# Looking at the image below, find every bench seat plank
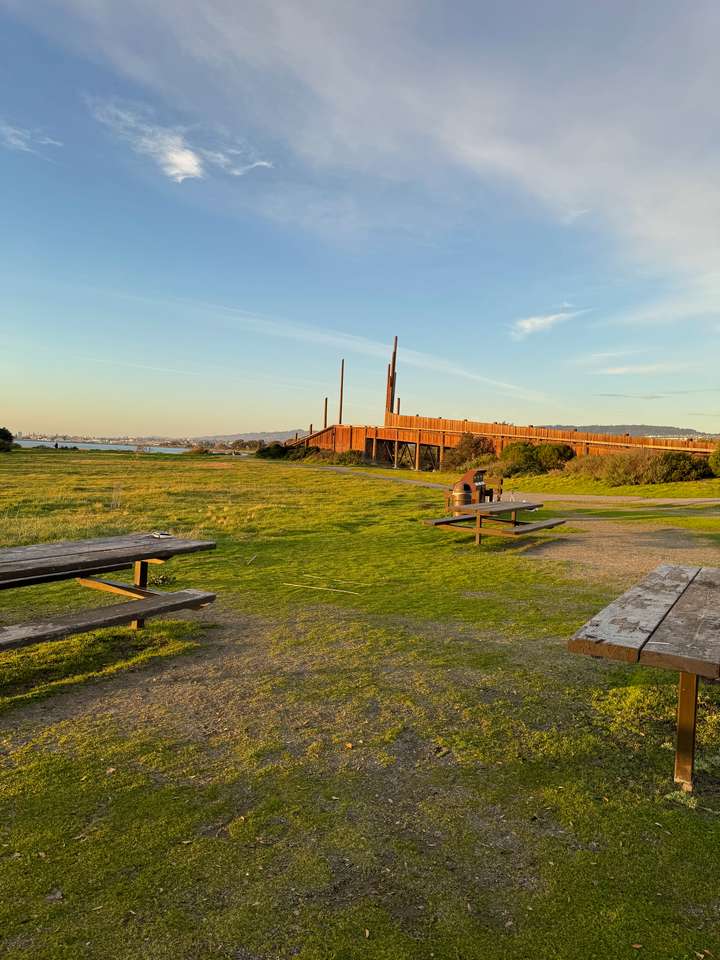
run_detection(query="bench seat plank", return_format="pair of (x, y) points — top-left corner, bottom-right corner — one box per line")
(568, 563), (701, 663)
(0, 589), (216, 651)
(640, 567), (720, 678)
(495, 519), (566, 536)
(423, 515), (475, 526)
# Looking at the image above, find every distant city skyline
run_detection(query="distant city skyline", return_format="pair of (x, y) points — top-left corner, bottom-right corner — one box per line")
(2, 2), (720, 435)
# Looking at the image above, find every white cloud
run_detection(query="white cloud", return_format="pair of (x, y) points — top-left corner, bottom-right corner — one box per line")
(511, 310), (580, 340)
(89, 100), (271, 183)
(593, 363), (694, 376)
(0, 121), (62, 155)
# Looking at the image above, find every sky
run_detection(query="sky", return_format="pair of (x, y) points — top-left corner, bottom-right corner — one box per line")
(2, 1), (720, 437)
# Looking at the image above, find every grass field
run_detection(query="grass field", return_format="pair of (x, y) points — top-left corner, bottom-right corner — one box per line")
(2, 450), (720, 959)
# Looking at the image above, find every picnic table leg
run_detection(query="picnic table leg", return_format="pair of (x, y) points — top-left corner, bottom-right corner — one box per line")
(131, 560), (149, 630)
(511, 509), (517, 527)
(674, 671), (698, 792)
(475, 514), (483, 547)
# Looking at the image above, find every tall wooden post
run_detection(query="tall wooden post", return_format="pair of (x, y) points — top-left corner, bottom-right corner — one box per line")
(415, 428), (421, 470)
(323, 397), (328, 429)
(338, 359), (345, 425)
(396, 397), (401, 415)
(389, 335), (398, 412)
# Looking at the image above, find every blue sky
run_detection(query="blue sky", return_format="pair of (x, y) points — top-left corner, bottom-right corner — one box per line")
(2, 1), (719, 437)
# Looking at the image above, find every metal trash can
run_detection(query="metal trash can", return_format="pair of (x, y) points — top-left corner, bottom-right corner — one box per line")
(451, 481), (473, 513)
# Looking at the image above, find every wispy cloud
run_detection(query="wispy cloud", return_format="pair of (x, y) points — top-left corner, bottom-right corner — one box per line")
(89, 100), (272, 183)
(85, 285), (545, 402)
(0, 121), (62, 156)
(592, 362), (694, 376)
(511, 309), (582, 341)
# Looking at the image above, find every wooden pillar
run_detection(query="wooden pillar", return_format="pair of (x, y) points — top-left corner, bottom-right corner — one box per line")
(394, 430), (399, 468)
(323, 397), (328, 429)
(674, 672), (699, 792)
(396, 397), (401, 415)
(131, 560), (148, 630)
(415, 429), (421, 470)
(372, 431), (377, 461)
(338, 358), (345, 424)
(439, 431), (445, 470)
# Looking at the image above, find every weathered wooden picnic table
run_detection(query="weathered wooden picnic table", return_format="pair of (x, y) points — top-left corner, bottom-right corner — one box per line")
(569, 563), (720, 792)
(0, 532), (216, 651)
(425, 500), (566, 546)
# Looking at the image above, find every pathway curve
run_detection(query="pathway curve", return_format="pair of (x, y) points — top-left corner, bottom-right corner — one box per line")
(309, 465), (720, 506)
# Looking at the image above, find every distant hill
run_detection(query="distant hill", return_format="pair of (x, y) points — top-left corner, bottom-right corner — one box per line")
(542, 424), (718, 438)
(194, 429), (305, 443)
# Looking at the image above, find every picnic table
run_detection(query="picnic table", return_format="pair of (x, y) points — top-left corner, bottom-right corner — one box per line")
(569, 563), (720, 792)
(425, 500), (565, 546)
(0, 532), (216, 651)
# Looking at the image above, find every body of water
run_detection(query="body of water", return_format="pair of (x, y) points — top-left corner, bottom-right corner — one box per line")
(16, 440), (190, 455)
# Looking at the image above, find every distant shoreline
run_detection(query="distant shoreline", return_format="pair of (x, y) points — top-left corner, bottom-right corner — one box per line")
(15, 439), (191, 455)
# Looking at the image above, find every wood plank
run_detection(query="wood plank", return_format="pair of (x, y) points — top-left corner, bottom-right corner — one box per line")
(0, 589), (216, 651)
(0, 533), (170, 563)
(450, 501), (540, 514)
(76, 577), (159, 600)
(502, 519), (566, 535)
(640, 567), (720, 678)
(568, 564), (701, 663)
(422, 515), (475, 526)
(0, 538), (216, 584)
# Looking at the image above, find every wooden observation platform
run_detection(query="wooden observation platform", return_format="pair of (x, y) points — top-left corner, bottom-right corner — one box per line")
(286, 338), (715, 470)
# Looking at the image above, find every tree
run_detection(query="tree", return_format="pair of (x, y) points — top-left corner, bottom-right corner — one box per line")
(0, 427), (14, 453)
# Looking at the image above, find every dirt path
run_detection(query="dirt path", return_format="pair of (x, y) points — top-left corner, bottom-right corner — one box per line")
(308, 465), (720, 506)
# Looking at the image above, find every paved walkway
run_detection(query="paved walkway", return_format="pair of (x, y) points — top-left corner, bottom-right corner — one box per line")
(311, 465), (720, 507)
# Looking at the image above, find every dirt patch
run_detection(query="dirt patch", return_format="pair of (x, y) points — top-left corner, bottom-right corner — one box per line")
(521, 519), (719, 577)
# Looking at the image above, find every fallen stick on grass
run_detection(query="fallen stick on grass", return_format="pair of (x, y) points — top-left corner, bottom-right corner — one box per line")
(302, 573), (364, 585)
(246, 555), (257, 565)
(282, 582), (361, 596)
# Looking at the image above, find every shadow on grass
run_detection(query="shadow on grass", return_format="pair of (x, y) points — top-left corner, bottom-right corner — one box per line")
(0, 620), (201, 712)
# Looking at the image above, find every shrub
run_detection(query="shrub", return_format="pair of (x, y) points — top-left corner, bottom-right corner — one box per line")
(498, 442), (543, 477)
(564, 449), (713, 486)
(648, 451), (712, 483)
(563, 454), (607, 480)
(0, 427), (14, 453)
(335, 450), (364, 466)
(443, 433), (495, 471)
(537, 443), (576, 471)
(256, 442), (290, 460)
(710, 442), (720, 477)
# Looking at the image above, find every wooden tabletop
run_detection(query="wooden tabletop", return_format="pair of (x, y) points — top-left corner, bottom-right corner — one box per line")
(0, 533), (216, 590)
(452, 500), (540, 515)
(569, 563), (720, 678)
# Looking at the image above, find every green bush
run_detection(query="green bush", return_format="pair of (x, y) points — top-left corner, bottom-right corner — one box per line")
(498, 442), (543, 476)
(563, 448), (712, 486)
(648, 451), (712, 483)
(0, 426), (14, 453)
(335, 450), (364, 466)
(256, 442), (290, 460)
(710, 442), (720, 477)
(443, 433), (496, 471)
(537, 443), (576, 471)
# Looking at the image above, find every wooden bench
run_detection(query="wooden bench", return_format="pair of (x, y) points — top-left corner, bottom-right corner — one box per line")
(0, 533), (217, 651)
(425, 500), (565, 546)
(568, 563), (720, 792)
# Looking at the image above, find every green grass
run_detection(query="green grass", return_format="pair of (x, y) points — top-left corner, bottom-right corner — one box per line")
(2, 449), (720, 959)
